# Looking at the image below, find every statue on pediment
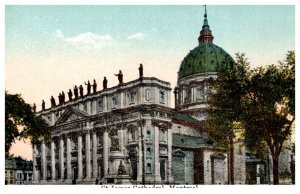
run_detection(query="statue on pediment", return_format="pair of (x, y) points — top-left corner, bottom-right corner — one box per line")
(84, 80), (91, 95)
(74, 85), (79, 99)
(68, 89), (73, 101)
(50, 96), (56, 107)
(79, 85), (84, 97)
(42, 100), (45, 111)
(92, 79), (97, 93)
(139, 63), (143, 79)
(62, 91), (65, 103)
(114, 70), (123, 85)
(103, 77), (107, 90)
(32, 103), (36, 113)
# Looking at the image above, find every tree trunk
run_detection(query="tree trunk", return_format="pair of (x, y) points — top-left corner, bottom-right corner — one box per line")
(272, 154), (279, 185)
(228, 135), (234, 184)
(229, 136), (234, 185)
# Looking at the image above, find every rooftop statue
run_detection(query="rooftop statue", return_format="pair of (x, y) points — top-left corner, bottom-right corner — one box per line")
(85, 80), (91, 95)
(103, 77), (108, 90)
(74, 85), (79, 99)
(42, 100), (45, 111)
(114, 70), (123, 85)
(68, 89), (73, 101)
(79, 85), (84, 97)
(92, 79), (97, 93)
(139, 63), (143, 79)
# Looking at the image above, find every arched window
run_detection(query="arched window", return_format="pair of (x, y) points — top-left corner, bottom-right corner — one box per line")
(98, 99), (103, 112)
(196, 83), (205, 100)
(146, 130), (151, 140)
(146, 163), (152, 174)
(185, 88), (192, 103)
(159, 90), (165, 103)
(112, 97), (117, 108)
(146, 147), (152, 158)
(145, 89), (151, 101)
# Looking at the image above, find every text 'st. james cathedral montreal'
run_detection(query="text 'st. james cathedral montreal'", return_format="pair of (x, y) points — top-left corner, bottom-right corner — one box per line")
(31, 8), (291, 185)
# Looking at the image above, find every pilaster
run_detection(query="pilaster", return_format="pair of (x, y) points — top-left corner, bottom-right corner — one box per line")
(59, 137), (64, 180)
(41, 142), (46, 180)
(77, 134), (83, 180)
(92, 132), (98, 178)
(51, 141), (56, 181)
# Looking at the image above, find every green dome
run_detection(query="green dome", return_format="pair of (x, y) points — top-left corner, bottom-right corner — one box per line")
(178, 43), (235, 81)
(178, 7), (235, 81)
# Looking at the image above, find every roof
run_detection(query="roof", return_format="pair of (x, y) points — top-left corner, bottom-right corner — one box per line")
(178, 8), (235, 81)
(173, 133), (207, 148)
(178, 43), (235, 81)
(173, 112), (203, 127)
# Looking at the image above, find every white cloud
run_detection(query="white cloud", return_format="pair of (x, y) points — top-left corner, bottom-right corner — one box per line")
(54, 30), (113, 50)
(54, 29), (64, 39)
(127, 32), (145, 40)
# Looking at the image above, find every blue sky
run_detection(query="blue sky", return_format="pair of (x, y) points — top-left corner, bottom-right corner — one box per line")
(5, 5), (295, 160)
(6, 5), (294, 59)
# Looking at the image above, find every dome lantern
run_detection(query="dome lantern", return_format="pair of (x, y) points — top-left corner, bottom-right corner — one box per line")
(198, 5), (214, 45)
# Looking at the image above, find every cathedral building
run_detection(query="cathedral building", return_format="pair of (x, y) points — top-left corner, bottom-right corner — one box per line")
(33, 9), (246, 185)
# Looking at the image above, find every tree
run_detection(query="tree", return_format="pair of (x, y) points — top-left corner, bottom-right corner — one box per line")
(5, 91), (50, 155)
(242, 51), (295, 185)
(205, 53), (250, 184)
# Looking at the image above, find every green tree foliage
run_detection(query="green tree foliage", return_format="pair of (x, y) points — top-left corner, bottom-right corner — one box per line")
(206, 51), (295, 185)
(205, 53), (250, 184)
(5, 91), (50, 154)
(243, 51), (295, 185)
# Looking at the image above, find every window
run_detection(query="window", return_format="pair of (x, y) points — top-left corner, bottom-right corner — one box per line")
(146, 130), (151, 140)
(159, 90), (165, 103)
(159, 128), (167, 142)
(128, 91), (135, 104)
(145, 89), (151, 101)
(146, 147), (152, 158)
(97, 99), (103, 112)
(197, 84), (205, 100)
(10, 180), (13, 184)
(146, 163), (152, 174)
(112, 97), (117, 108)
(185, 88), (192, 103)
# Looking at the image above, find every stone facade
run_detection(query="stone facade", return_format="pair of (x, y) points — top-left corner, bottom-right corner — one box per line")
(34, 78), (174, 184)
(31, 8), (258, 185)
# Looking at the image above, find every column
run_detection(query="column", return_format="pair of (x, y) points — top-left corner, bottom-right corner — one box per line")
(85, 132), (91, 179)
(66, 136), (72, 179)
(154, 126), (161, 182)
(92, 100), (97, 115)
(77, 135), (83, 180)
(103, 130), (109, 177)
(92, 132), (98, 178)
(87, 101), (91, 115)
(167, 128), (173, 183)
(51, 141), (56, 181)
(167, 89), (171, 107)
(59, 137), (64, 180)
(103, 96), (107, 112)
(51, 112), (55, 125)
(137, 125), (143, 182)
(32, 144), (37, 182)
(41, 142), (46, 180)
(138, 86), (143, 105)
(120, 92), (124, 108)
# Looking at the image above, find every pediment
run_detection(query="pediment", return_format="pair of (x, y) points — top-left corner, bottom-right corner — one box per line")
(55, 107), (88, 125)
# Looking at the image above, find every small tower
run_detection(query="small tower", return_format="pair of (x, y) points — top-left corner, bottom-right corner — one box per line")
(198, 5), (214, 44)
